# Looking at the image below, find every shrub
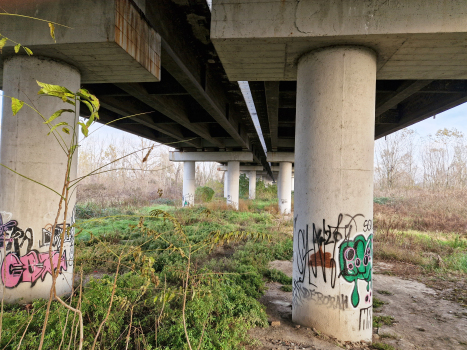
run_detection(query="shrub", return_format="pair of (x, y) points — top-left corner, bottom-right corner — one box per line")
(196, 186), (215, 202)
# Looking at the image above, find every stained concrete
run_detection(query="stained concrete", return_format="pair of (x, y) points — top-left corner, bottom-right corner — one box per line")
(0, 56), (79, 302)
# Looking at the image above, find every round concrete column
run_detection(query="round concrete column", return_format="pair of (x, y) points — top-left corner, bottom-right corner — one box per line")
(293, 46), (376, 342)
(249, 171), (256, 200)
(291, 175), (295, 192)
(226, 161), (239, 209)
(278, 162), (292, 214)
(182, 161), (196, 206)
(0, 56), (80, 303)
(223, 170), (229, 198)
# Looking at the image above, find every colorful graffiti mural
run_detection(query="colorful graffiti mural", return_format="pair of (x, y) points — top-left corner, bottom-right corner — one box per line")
(339, 234), (373, 308)
(1, 250), (67, 288)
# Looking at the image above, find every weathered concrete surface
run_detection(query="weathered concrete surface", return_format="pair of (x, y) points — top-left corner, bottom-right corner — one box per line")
(292, 46), (376, 342)
(0, 0), (161, 84)
(217, 165), (263, 171)
(267, 152), (294, 163)
(182, 161), (195, 206)
(0, 56), (79, 303)
(227, 161), (240, 209)
(249, 170), (257, 200)
(211, 0), (467, 81)
(278, 162), (292, 214)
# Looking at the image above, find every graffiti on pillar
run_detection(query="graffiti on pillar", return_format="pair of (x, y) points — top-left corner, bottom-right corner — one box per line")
(359, 306), (372, 331)
(293, 279), (349, 310)
(182, 193), (194, 206)
(1, 250), (67, 288)
(39, 209), (75, 267)
(294, 213), (373, 308)
(0, 211), (74, 288)
(339, 234), (373, 308)
(226, 195), (238, 208)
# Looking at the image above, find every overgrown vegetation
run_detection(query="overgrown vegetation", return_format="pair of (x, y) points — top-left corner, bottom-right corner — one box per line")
(1, 201), (293, 349)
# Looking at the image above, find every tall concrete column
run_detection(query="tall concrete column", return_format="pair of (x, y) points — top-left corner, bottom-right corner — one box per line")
(249, 171), (256, 200)
(182, 161), (195, 206)
(0, 56), (80, 303)
(291, 175), (295, 192)
(278, 162), (292, 214)
(293, 46), (376, 342)
(223, 170), (229, 198)
(226, 161), (240, 209)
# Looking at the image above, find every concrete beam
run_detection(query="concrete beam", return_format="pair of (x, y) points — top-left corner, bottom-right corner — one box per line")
(265, 82), (279, 151)
(270, 166), (294, 172)
(267, 152), (294, 163)
(217, 165), (263, 171)
(169, 151), (253, 162)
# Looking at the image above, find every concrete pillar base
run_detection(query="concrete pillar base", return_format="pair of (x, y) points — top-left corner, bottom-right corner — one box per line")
(226, 161), (240, 209)
(183, 161), (196, 206)
(0, 56), (80, 303)
(293, 46), (376, 342)
(249, 171), (257, 200)
(278, 162), (292, 214)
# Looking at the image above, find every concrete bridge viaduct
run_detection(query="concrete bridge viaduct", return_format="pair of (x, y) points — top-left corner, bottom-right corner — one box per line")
(1, 0), (467, 343)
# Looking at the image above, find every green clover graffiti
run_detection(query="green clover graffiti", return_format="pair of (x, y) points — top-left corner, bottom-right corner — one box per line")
(339, 234), (373, 308)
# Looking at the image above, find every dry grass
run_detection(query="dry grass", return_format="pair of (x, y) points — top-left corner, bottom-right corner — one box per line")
(374, 188), (467, 236)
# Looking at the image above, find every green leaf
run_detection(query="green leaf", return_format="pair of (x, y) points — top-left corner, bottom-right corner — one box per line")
(62, 127), (70, 134)
(23, 46), (33, 56)
(44, 109), (74, 124)
(11, 98), (24, 116)
(81, 100), (93, 114)
(80, 124), (89, 137)
(48, 22), (56, 42)
(48, 121), (68, 135)
(14, 43), (20, 53)
(36, 81), (74, 100)
(0, 37), (7, 52)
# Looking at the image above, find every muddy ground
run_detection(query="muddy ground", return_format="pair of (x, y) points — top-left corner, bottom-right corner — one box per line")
(246, 261), (467, 350)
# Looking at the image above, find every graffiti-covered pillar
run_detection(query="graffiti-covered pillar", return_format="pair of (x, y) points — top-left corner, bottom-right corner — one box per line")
(248, 170), (256, 200)
(278, 162), (292, 214)
(293, 46), (376, 342)
(182, 161), (196, 206)
(223, 170), (228, 198)
(226, 161), (239, 209)
(0, 56), (80, 303)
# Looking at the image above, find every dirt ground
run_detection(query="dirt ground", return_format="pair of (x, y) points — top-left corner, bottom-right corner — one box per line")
(247, 260), (467, 350)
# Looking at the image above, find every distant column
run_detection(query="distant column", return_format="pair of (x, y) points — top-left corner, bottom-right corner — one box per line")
(0, 56), (80, 303)
(293, 46), (376, 342)
(278, 162), (292, 214)
(249, 171), (257, 200)
(182, 161), (195, 206)
(291, 175), (295, 192)
(227, 161), (240, 209)
(223, 170), (229, 198)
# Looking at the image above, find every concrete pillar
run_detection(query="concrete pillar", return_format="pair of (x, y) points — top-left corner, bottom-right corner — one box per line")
(293, 46), (376, 342)
(223, 170), (228, 198)
(292, 175), (295, 192)
(182, 161), (195, 206)
(249, 171), (256, 200)
(226, 161), (239, 209)
(278, 162), (292, 214)
(0, 56), (80, 303)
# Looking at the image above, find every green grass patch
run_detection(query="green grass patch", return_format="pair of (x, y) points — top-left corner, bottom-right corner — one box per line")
(372, 343), (397, 350)
(373, 297), (387, 309)
(374, 315), (396, 327)
(377, 290), (393, 296)
(280, 285), (292, 292)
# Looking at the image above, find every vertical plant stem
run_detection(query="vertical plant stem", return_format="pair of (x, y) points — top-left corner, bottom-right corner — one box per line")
(15, 314), (34, 350)
(125, 306), (135, 350)
(182, 249), (193, 350)
(91, 255), (122, 350)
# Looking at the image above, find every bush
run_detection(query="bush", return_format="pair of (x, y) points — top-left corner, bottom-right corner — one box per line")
(196, 186), (215, 203)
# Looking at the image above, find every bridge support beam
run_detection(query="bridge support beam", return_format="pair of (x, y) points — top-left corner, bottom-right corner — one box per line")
(226, 161), (240, 209)
(182, 161), (196, 206)
(293, 46), (376, 342)
(248, 171), (256, 200)
(0, 56), (80, 303)
(278, 162), (292, 214)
